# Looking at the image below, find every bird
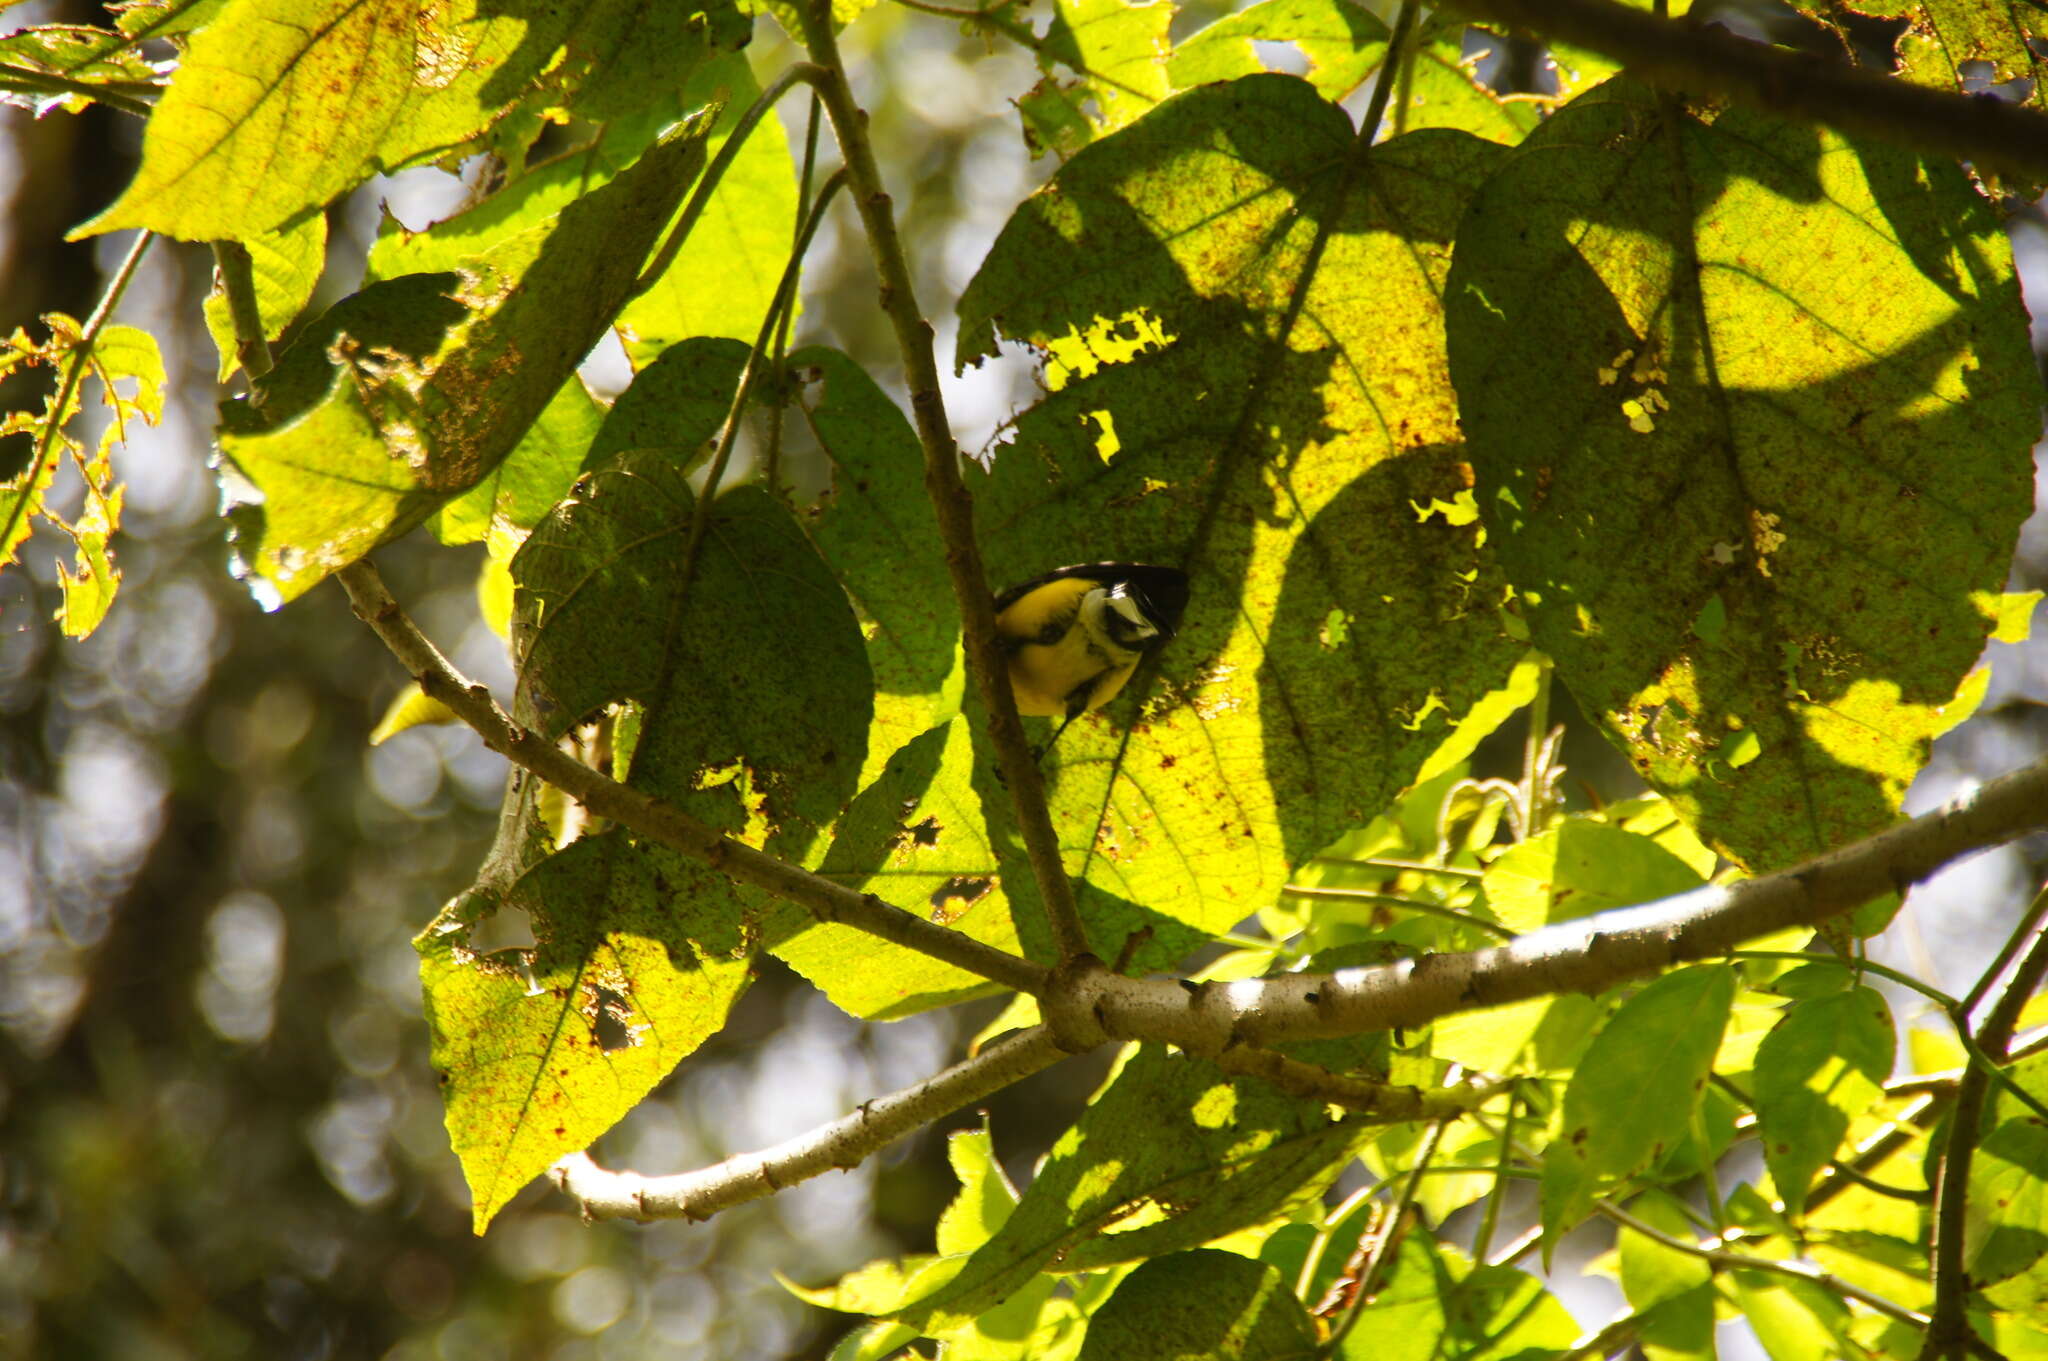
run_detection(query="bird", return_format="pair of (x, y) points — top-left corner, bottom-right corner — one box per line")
(992, 562), (1190, 754)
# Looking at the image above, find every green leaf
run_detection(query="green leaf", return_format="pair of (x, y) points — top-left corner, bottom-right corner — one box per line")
(1386, 30), (1540, 145)
(898, 1045), (1360, 1332)
(203, 214), (328, 380)
(7, 320), (165, 638)
(78, 0), (419, 241)
(114, 0), (230, 39)
(428, 375), (604, 546)
(936, 1124), (1020, 1256)
(1165, 0), (1388, 100)
(218, 119), (710, 605)
(369, 683), (459, 744)
(773, 718), (1022, 1018)
(418, 834), (759, 1232)
(1729, 1267), (1852, 1361)
(379, 0), (748, 174)
(1848, 0), (2048, 117)
(1433, 819), (1703, 1073)
(959, 75), (1521, 943)
(1969, 1117), (2048, 1285)
(583, 334), (747, 474)
(616, 54), (802, 367)
(1618, 1189), (1712, 1311)
(1335, 1236), (1578, 1360)
(1445, 81), (2039, 870)
(1752, 986), (1893, 1215)
(1077, 1250), (1313, 1361)
(78, 0), (749, 241)
(1038, 0), (1171, 145)
(1541, 965), (1735, 1251)
(1483, 818), (1707, 933)
(794, 344), (960, 788)
(514, 469), (872, 862)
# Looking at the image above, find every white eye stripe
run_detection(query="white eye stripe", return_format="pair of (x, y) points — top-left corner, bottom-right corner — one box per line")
(1108, 594), (1150, 628)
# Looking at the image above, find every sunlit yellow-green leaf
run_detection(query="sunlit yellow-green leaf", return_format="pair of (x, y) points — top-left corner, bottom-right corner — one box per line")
(960, 75), (1520, 947)
(774, 719), (1019, 1018)
(78, 0), (417, 241)
(1753, 987), (1893, 1215)
(615, 55), (800, 366)
(897, 1045), (1359, 1332)
(1445, 81), (2038, 869)
(218, 119), (709, 605)
(419, 834), (759, 1232)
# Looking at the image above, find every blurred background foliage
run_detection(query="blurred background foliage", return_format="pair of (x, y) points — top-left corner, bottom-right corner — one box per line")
(1, 0), (2045, 1357)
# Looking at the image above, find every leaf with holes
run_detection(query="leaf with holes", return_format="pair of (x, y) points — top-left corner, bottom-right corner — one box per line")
(217, 119), (709, 605)
(514, 466), (871, 865)
(419, 834), (759, 1233)
(959, 74), (1522, 950)
(1445, 80), (2038, 869)
(774, 719), (1020, 1018)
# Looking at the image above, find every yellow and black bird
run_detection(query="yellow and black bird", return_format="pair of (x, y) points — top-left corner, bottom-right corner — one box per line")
(993, 563), (1189, 751)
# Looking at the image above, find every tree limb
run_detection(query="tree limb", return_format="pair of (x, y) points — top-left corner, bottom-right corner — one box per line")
(1448, 0), (2048, 181)
(1055, 753), (2048, 1052)
(333, 560), (1051, 999)
(796, 0), (1095, 970)
(550, 1025), (1067, 1221)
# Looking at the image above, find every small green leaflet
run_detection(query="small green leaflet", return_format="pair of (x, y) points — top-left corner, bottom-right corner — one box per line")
(1540, 964), (1735, 1253)
(1752, 986), (1893, 1216)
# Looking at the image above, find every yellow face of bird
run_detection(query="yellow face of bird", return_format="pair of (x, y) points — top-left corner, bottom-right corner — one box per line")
(995, 575), (1163, 720)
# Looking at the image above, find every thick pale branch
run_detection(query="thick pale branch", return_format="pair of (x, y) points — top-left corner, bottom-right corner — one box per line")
(1450, 0), (2048, 180)
(333, 561), (1050, 998)
(797, 1), (1092, 968)
(550, 1025), (1067, 1222)
(1208, 1045), (1504, 1118)
(1052, 753), (2048, 1052)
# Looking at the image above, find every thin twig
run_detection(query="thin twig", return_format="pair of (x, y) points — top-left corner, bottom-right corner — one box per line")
(1595, 1198), (1928, 1329)
(1311, 855), (1486, 880)
(1279, 883), (1515, 940)
(1921, 882), (2048, 1361)
(1470, 1086), (1517, 1264)
(210, 241), (274, 380)
(797, 0), (1093, 969)
(1446, 0), (2048, 180)
(1320, 1062), (1454, 1357)
(332, 560), (1050, 998)
(0, 63), (157, 118)
(1517, 656), (1552, 839)
(761, 92), (825, 499)
(679, 168), (848, 575)
(633, 63), (829, 299)
(552, 1025), (1067, 1221)
(1961, 877), (2048, 1017)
